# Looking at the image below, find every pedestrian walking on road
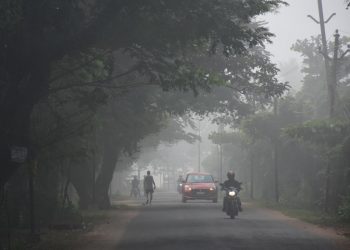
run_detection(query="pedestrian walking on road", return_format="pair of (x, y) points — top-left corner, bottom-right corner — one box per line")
(143, 171), (156, 205)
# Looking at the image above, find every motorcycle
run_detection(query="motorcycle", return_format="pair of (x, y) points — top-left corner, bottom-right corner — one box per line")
(220, 184), (240, 219)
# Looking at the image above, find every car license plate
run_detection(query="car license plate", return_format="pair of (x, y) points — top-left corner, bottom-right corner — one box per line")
(196, 191), (205, 195)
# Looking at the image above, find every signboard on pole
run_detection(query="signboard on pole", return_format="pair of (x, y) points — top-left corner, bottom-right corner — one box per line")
(11, 146), (28, 163)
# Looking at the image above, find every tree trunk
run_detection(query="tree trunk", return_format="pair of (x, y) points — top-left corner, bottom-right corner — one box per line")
(74, 183), (92, 210)
(0, 108), (33, 186)
(70, 161), (93, 210)
(273, 142), (279, 203)
(324, 160), (331, 213)
(0, 56), (50, 186)
(95, 138), (120, 209)
(250, 150), (254, 200)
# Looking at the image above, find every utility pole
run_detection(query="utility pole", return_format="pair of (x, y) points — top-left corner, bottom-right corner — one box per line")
(309, 4), (350, 118)
(28, 159), (40, 243)
(218, 124), (224, 183)
(91, 127), (97, 205)
(220, 144), (223, 182)
(308, 0), (336, 117)
(159, 171), (162, 188)
(273, 98), (279, 203)
(325, 30), (349, 212)
(137, 165), (141, 180)
(217, 144), (220, 182)
(250, 149), (254, 200)
(308, 2), (350, 211)
(331, 29), (350, 104)
(250, 94), (257, 200)
(331, 29), (340, 117)
(308, 2), (335, 211)
(29, 162), (35, 236)
(198, 120), (201, 172)
(4, 185), (12, 250)
(167, 164), (170, 190)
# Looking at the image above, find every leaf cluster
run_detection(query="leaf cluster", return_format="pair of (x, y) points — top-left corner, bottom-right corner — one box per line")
(284, 120), (350, 147)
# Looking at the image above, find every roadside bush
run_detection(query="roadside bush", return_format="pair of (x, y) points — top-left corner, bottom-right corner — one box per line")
(51, 202), (83, 228)
(338, 195), (350, 222)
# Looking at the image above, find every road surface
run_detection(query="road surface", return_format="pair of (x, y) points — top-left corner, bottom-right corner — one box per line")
(113, 192), (348, 250)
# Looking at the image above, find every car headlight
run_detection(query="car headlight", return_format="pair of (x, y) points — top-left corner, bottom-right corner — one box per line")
(184, 185), (191, 191)
(228, 191), (236, 196)
(209, 187), (215, 191)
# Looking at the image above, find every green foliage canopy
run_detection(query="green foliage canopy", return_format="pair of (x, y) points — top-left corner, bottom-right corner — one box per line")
(284, 120), (350, 147)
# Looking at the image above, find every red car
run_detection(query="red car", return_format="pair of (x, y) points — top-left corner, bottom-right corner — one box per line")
(182, 172), (218, 203)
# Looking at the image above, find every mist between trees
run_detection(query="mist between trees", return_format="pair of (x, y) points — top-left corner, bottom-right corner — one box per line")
(0, 0), (349, 247)
(207, 34), (350, 217)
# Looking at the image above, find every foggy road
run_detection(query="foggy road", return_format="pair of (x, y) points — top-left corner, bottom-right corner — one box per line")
(114, 192), (349, 250)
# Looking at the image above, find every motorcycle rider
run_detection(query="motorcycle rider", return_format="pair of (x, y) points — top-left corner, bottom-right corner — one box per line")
(176, 175), (183, 193)
(130, 176), (140, 197)
(222, 171), (242, 212)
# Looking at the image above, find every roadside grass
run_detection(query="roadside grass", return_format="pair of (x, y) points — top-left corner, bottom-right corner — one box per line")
(262, 202), (337, 225)
(253, 200), (350, 237)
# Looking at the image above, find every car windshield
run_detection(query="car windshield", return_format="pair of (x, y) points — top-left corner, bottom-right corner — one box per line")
(186, 174), (213, 183)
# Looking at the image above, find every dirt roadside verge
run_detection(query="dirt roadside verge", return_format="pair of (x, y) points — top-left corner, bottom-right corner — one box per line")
(28, 207), (139, 250)
(247, 202), (350, 250)
(71, 209), (139, 250)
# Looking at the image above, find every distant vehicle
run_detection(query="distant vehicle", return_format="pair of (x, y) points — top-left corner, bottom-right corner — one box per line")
(181, 172), (218, 203)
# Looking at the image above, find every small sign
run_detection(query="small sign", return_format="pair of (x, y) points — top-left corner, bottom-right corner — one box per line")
(11, 146), (28, 163)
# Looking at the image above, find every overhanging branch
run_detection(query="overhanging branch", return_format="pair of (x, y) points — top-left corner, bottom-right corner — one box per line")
(49, 65), (140, 94)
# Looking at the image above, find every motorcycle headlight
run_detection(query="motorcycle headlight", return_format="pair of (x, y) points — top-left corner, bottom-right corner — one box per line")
(228, 191), (236, 196)
(179, 183), (183, 186)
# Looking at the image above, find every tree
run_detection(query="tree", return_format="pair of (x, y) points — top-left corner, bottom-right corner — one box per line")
(285, 120), (350, 212)
(0, 0), (287, 186)
(26, 41), (288, 210)
(292, 35), (350, 119)
(238, 96), (306, 201)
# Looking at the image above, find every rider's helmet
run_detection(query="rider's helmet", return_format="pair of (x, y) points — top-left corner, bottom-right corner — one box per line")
(227, 170), (235, 180)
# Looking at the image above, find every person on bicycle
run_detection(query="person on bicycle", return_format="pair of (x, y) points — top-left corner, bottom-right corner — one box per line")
(130, 176), (140, 197)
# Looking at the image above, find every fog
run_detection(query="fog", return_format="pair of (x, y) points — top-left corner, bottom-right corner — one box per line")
(1, 1), (349, 249)
(264, 0), (350, 89)
(118, 0), (350, 199)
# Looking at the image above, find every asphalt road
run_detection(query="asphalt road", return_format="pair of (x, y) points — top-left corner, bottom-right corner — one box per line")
(115, 192), (349, 250)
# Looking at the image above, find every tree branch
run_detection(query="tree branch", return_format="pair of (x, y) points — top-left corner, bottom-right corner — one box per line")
(48, 50), (112, 84)
(49, 65), (140, 94)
